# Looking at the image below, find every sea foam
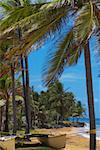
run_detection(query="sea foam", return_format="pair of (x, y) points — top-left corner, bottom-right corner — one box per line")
(78, 123), (100, 140)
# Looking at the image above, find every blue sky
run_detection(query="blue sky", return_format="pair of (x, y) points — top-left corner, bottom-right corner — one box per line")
(28, 20), (100, 118)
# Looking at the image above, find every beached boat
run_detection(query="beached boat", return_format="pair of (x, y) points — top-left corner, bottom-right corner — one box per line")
(0, 136), (15, 150)
(38, 134), (66, 149)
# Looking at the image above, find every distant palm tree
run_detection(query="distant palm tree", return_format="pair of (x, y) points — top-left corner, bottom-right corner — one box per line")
(48, 80), (77, 121)
(73, 101), (85, 122)
(0, 75), (10, 132)
(0, 42), (17, 133)
(0, 72), (22, 132)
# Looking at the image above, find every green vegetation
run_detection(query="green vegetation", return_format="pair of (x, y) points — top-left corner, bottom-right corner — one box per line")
(0, 80), (85, 131)
(31, 81), (85, 128)
(0, 0), (99, 150)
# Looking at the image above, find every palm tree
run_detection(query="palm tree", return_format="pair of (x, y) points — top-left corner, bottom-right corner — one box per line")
(0, 0), (69, 58)
(0, 0), (32, 134)
(17, 26), (30, 133)
(41, 1), (99, 150)
(73, 101), (85, 122)
(48, 80), (65, 121)
(0, 0), (99, 149)
(0, 75), (10, 132)
(0, 70), (22, 132)
(47, 81), (77, 122)
(10, 62), (17, 133)
(0, 32), (18, 133)
(0, 42), (16, 133)
(0, 41), (18, 133)
(25, 55), (31, 130)
(0, 0), (69, 133)
(20, 54), (30, 133)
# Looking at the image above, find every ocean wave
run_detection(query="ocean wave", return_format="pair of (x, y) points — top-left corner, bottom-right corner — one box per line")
(78, 123), (100, 140)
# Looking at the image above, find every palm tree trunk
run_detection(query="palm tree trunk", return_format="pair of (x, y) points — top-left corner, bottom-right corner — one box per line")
(0, 107), (2, 131)
(25, 55), (30, 130)
(84, 41), (96, 150)
(20, 55), (30, 134)
(60, 95), (64, 121)
(4, 97), (9, 132)
(11, 63), (17, 134)
(1, 106), (6, 131)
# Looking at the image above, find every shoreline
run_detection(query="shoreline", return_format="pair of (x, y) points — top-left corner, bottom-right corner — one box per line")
(78, 131), (100, 141)
(33, 127), (100, 150)
(75, 127), (100, 141)
(77, 123), (100, 141)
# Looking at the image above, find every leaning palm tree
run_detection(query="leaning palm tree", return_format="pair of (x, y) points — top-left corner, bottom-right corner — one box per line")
(0, 0), (99, 149)
(0, 0), (69, 56)
(0, 0), (69, 134)
(42, 1), (99, 150)
(0, 0), (33, 134)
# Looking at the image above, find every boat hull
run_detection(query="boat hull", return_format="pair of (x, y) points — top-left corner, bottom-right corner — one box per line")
(0, 138), (15, 150)
(38, 134), (66, 149)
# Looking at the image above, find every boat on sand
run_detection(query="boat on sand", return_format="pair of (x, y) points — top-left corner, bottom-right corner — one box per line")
(38, 134), (66, 149)
(0, 136), (15, 150)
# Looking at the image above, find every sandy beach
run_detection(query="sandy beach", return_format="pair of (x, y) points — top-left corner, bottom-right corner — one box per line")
(65, 134), (100, 150)
(31, 127), (100, 150)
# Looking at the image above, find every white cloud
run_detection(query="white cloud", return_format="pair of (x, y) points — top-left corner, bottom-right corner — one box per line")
(60, 73), (85, 82)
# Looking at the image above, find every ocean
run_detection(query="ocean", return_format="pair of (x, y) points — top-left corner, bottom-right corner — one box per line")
(73, 118), (100, 140)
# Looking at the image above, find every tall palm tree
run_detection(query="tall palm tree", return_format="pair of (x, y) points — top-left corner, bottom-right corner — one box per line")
(0, 41), (18, 133)
(41, 1), (99, 150)
(0, 70), (22, 132)
(0, 0), (99, 149)
(0, 75), (10, 132)
(0, 39), (25, 133)
(24, 55), (31, 130)
(0, 31), (18, 133)
(20, 54), (30, 133)
(17, 26), (30, 133)
(0, 0), (69, 133)
(10, 62), (17, 133)
(0, 0), (32, 134)
(0, 41), (17, 133)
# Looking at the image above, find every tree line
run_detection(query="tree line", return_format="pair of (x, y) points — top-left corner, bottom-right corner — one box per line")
(0, 79), (85, 131)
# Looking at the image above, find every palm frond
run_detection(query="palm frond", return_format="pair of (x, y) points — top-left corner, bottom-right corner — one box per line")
(0, 1), (14, 13)
(74, 1), (95, 44)
(0, 1), (44, 33)
(42, 29), (82, 86)
(0, 0), (69, 35)
(4, 4), (69, 60)
(93, 2), (100, 26)
(0, 5), (40, 32)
